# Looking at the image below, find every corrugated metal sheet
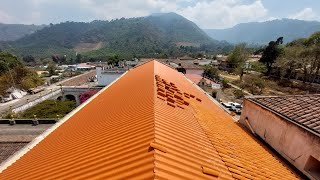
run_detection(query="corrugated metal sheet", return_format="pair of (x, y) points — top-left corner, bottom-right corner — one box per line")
(0, 60), (300, 179)
(0, 61), (156, 179)
(153, 61), (300, 180)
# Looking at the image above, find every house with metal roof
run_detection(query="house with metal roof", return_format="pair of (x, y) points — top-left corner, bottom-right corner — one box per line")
(0, 60), (300, 179)
(239, 95), (320, 180)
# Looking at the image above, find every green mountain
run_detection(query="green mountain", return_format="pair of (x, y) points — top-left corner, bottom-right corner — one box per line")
(0, 13), (231, 59)
(204, 19), (320, 45)
(0, 23), (46, 41)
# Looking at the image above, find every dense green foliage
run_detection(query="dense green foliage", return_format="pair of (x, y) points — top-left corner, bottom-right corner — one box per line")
(0, 23), (46, 41)
(275, 32), (320, 83)
(0, 52), (22, 75)
(227, 44), (249, 80)
(0, 52), (43, 96)
(204, 19), (320, 44)
(260, 37), (283, 75)
(0, 13), (232, 60)
(20, 100), (76, 118)
(202, 66), (219, 80)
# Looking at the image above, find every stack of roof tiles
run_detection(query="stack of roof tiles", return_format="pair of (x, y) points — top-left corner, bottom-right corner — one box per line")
(249, 95), (320, 135)
(0, 60), (300, 179)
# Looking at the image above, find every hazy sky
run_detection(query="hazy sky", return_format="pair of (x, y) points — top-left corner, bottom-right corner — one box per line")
(0, 0), (319, 29)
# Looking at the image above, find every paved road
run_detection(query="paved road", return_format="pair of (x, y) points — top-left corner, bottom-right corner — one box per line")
(0, 71), (95, 117)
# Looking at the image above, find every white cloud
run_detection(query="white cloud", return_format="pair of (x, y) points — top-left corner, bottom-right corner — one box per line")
(289, 8), (317, 21)
(0, 0), (269, 28)
(177, 0), (268, 29)
(77, 0), (180, 20)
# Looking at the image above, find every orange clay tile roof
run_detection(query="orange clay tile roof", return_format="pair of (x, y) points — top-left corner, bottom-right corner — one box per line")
(0, 60), (300, 179)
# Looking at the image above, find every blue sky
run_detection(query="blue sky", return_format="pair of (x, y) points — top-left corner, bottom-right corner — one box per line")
(0, 0), (319, 29)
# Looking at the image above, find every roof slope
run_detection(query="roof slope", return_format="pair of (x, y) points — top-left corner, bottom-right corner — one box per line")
(249, 95), (320, 136)
(0, 60), (299, 179)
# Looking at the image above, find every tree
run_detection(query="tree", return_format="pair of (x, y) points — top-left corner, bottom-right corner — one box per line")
(202, 66), (219, 80)
(76, 54), (82, 64)
(0, 52), (22, 75)
(227, 44), (248, 81)
(279, 32), (320, 83)
(52, 55), (67, 65)
(47, 62), (57, 76)
(275, 46), (302, 80)
(241, 75), (265, 95)
(22, 55), (36, 66)
(260, 37), (284, 75)
(299, 47), (320, 83)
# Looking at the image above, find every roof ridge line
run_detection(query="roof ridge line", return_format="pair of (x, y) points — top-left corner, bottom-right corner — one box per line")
(152, 60), (157, 179)
(0, 71), (130, 173)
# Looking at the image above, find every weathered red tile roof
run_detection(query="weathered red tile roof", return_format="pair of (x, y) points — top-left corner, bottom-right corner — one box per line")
(248, 94), (320, 136)
(185, 73), (217, 85)
(0, 60), (300, 179)
(0, 143), (28, 164)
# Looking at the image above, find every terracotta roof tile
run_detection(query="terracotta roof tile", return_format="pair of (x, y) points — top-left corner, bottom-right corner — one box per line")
(249, 94), (320, 135)
(0, 60), (300, 179)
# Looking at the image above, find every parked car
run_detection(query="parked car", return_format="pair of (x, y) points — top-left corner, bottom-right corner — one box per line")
(230, 102), (242, 114)
(27, 86), (45, 94)
(1, 94), (13, 103)
(221, 102), (232, 109)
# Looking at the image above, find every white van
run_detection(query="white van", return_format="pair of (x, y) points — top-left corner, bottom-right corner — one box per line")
(230, 102), (242, 114)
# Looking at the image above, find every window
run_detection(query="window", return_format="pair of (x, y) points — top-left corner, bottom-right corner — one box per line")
(304, 156), (320, 179)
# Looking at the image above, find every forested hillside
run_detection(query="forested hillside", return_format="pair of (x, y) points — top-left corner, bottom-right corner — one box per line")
(204, 19), (320, 44)
(0, 13), (231, 60)
(0, 23), (46, 41)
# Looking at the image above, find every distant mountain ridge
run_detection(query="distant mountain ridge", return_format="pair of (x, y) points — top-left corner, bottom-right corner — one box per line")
(0, 23), (46, 41)
(0, 13), (231, 58)
(204, 19), (320, 44)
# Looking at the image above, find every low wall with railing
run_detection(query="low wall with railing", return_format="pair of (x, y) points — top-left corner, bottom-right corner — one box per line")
(12, 89), (62, 113)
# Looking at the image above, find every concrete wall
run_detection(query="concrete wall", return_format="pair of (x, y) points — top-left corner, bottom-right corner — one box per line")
(96, 67), (124, 86)
(239, 100), (320, 180)
(12, 89), (62, 113)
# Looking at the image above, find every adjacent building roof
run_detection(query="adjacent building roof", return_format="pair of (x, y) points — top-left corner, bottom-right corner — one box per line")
(0, 60), (300, 179)
(0, 124), (53, 164)
(248, 95), (320, 136)
(0, 143), (28, 164)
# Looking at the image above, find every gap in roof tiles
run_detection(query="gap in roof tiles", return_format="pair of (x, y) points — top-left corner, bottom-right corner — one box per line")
(155, 75), (202, 109)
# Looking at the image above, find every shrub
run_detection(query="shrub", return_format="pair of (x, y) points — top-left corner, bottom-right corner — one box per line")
(241, 75), (265, 95)
(79, 90), (99, 104)
(21, 100), (76, 118)
(222, 79), (230, 89)
(234, 89), (245, 99)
